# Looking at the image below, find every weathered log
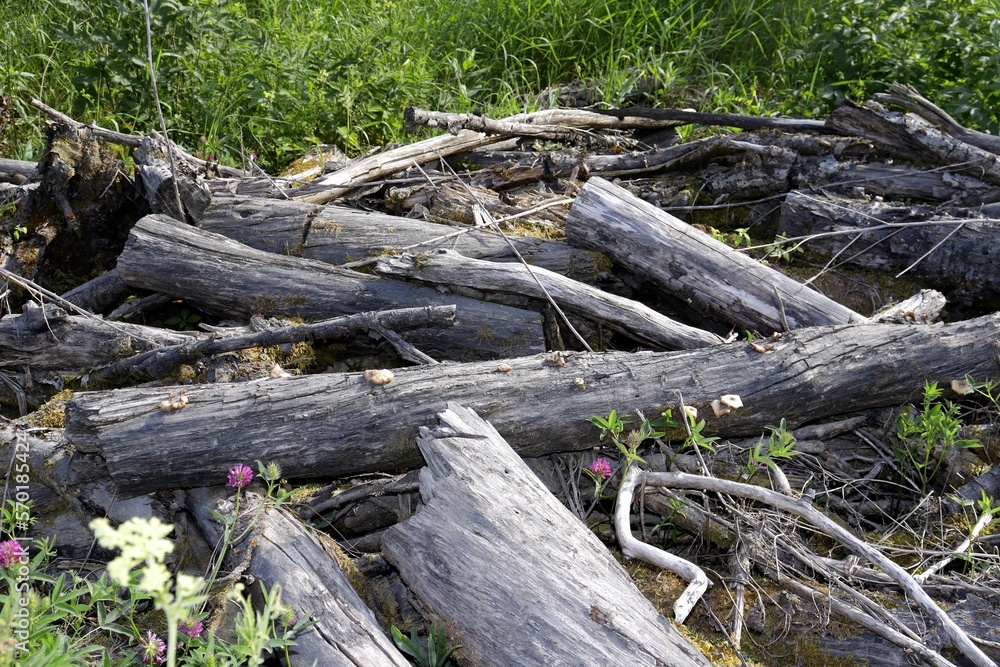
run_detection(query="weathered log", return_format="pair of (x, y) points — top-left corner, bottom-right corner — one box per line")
(63, 314), (1000, 495)
(100, 305), (457, 381)
(405, 106), (640, 150)
(196, 194), (606, 283)
(380, 403), (712, 667)
(289, 129), (503, 205)
(374, 249), (722, 350)
(116, 215), (545, 361)
(566, 177), (865, 333)
(591, 105), (833, 134)
(778, 190), (1000, 311)
(0, 301), (202, 372)
(290, 106), (686, 204)
(187, 489), (412, 667)
(60, 268), (132, 314)
(135, 132), (212, 224)
(874, 83), (1000, 156)
(826, 99), (1000, 186)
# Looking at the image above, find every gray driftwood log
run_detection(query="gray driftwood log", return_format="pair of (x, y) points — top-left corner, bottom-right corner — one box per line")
(826, 100), (1000, 186)
(375, 249), (722, 350)
(187, 489), (412, 667)
(63, 313), (1000, 495)
(380, 403), (712, 667)
(778, 190), (1000, 311)
(197, 194), (607, 282)
(565, 177), (865, 334)
(116, 214), (545, 361)
(0, 301), (203, 372)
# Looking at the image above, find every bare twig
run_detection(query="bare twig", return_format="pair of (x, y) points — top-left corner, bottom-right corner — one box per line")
(646, 471), (996, 667)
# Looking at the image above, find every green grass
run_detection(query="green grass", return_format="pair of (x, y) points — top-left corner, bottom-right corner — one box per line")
(1, 0), (999, 173)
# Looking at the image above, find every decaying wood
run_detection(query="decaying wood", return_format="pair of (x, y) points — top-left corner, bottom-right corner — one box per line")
(872, 289), (947, 323)
(63, 314), (1000, 495)
(591, 105), (833, 134)
(30, 97), (246, 178)
(100, 305), (456, 381)
(116, 214), (545, 361)
(135, 132), (212, 224)
(0, 301), (202, 372)
(778, 189), (1000, 311)
(405, 106), (640, 150)
(874, 83), (1000, 156)
(374, 249), (722, 350)
(187, 490), (412, 667)
(566, 177), (865, 333)
(291, 106), (687, 205)
(380, 403), (713, 667)
(197, 194), (607, 283)
(290, 130), (503, 205)
(60, 268), (132, 314)
(826, 100), (1000, 186)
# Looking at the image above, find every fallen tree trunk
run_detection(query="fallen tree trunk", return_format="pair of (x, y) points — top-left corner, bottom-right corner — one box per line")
(380, 403), (712, 667)
(187, 489), (412, 667)
(197, 194), (606, 282)
(63, 314), (1000, 495)
(565, 177), (866, 334)
(374, 249), (722, 350)
(0, 301), (203, 372)
(826, 100), (1000, 186)
(116, 214), (545, 361)
(777, 190), (1000, 311)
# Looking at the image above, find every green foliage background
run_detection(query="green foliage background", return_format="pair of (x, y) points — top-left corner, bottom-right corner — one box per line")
(2, 0), (998, 172)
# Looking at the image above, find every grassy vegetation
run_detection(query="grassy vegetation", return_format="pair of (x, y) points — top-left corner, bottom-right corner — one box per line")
(1, 0), (998, 172)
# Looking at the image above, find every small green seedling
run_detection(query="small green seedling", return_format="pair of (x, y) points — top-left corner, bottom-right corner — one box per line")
(391, 623), (461, 667)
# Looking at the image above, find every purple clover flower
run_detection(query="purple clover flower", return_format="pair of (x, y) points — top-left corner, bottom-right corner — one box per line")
(0, 540), (26, 567)
(180, 620), (204, 639)
(226, 464), (253, 488)
(138, 630), (166, 664)
(588, 457), (613, 480)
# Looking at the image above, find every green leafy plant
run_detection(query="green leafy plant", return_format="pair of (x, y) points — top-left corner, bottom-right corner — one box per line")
(682, 409), (718, 453)
(588, 410), (670, 489)
(0, 466), (311, 667)
(391, 622), (461, 667)
(747, 418), (799, 473)
(894, 381), (981, 494)
(163, 307), (202, 331)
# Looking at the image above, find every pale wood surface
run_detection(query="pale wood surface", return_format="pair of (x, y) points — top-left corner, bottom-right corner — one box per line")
(565, 177), (865, 334)
(380, 403), (713, 667)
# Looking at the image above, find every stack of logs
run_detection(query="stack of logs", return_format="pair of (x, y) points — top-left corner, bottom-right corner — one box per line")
(2, 84), (1000, 666)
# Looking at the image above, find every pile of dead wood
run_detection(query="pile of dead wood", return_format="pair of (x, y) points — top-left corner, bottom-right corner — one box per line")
(3, 84), (1000, 666)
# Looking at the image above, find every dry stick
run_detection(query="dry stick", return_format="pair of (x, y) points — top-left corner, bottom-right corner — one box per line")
(142, 0), (184, 223)
(646, 471), (996, 667)
(434, 153), (594, 352)
(774, 572), (958, 667)
(614, 467), (709, 623)
(914, 511), (995, 584)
